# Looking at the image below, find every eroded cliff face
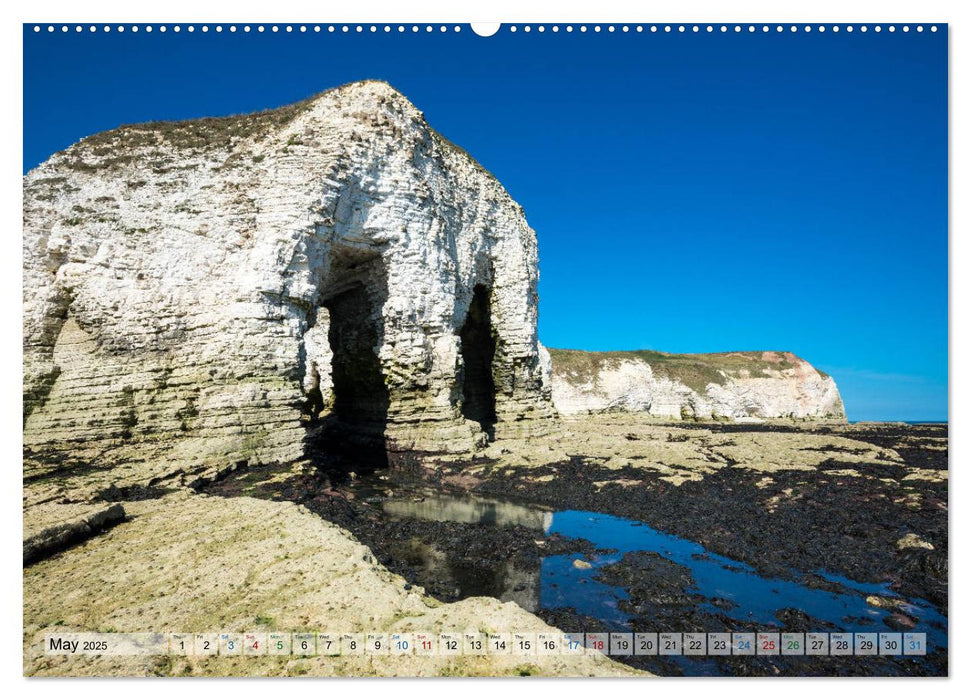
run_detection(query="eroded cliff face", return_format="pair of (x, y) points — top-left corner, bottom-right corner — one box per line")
(23, 80), (553, 477)
(548, 349), (845, 421)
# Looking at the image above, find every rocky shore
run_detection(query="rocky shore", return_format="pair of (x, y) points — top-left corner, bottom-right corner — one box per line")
(23, 416), (947, 676)
(194, 417), (946, 677)
(23, 489), (633, 677)
(22, 82), (943, 678)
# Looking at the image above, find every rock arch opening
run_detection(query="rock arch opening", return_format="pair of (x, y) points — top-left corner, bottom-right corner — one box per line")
(459, 284), (498, 438)
(304, 250), (391, 471)
(325, 284), (389, 432)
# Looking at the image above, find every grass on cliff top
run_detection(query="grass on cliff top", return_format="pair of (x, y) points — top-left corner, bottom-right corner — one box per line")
(427, 126), (501, 185)
(60, 80), (501, 187)
(548, 348), (803, 395)
(73, 96), (318, 159)
(57, 84), (367, 174)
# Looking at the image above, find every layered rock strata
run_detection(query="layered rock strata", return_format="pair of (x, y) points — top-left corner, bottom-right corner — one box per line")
(23, 80), (553, 475)
(548, 349), (845, 421)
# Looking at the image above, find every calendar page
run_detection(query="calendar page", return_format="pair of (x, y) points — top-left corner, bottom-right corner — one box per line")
(21, 14), (948, 681)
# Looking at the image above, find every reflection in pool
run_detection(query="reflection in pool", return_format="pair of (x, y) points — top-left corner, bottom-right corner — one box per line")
(376, 488), (947, 651)
(544, 511), (947, 651)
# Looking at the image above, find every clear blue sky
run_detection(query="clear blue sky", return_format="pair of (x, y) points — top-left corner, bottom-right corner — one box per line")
(23, 25), (947, 421)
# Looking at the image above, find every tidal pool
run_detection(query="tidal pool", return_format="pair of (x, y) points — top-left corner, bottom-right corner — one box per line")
(544, 510), (946, 650)
(375, 487), (947, 654)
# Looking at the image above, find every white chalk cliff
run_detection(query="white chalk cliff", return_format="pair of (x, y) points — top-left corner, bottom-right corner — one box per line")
(548, 349), (845, 421)
(23, 80), (554, 473)
(23, 80), (846, 481)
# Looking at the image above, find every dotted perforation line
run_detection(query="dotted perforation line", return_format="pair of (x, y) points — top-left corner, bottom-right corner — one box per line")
(506, 24), (937, 34)
(31, 24), (939, 35)
(31, 24), (466, 34)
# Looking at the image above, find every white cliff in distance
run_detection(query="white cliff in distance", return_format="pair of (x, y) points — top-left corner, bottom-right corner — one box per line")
(547, 348), (845, 421)
(23, 80), (846, 484)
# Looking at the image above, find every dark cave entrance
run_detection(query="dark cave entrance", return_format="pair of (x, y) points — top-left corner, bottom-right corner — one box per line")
(459, 284), (498, 437)
(321, 283), (390, 469)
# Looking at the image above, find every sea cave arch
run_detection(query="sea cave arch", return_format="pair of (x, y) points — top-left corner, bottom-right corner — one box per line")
(459, 284), (498, 438)
(304, 250), (390, 470)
